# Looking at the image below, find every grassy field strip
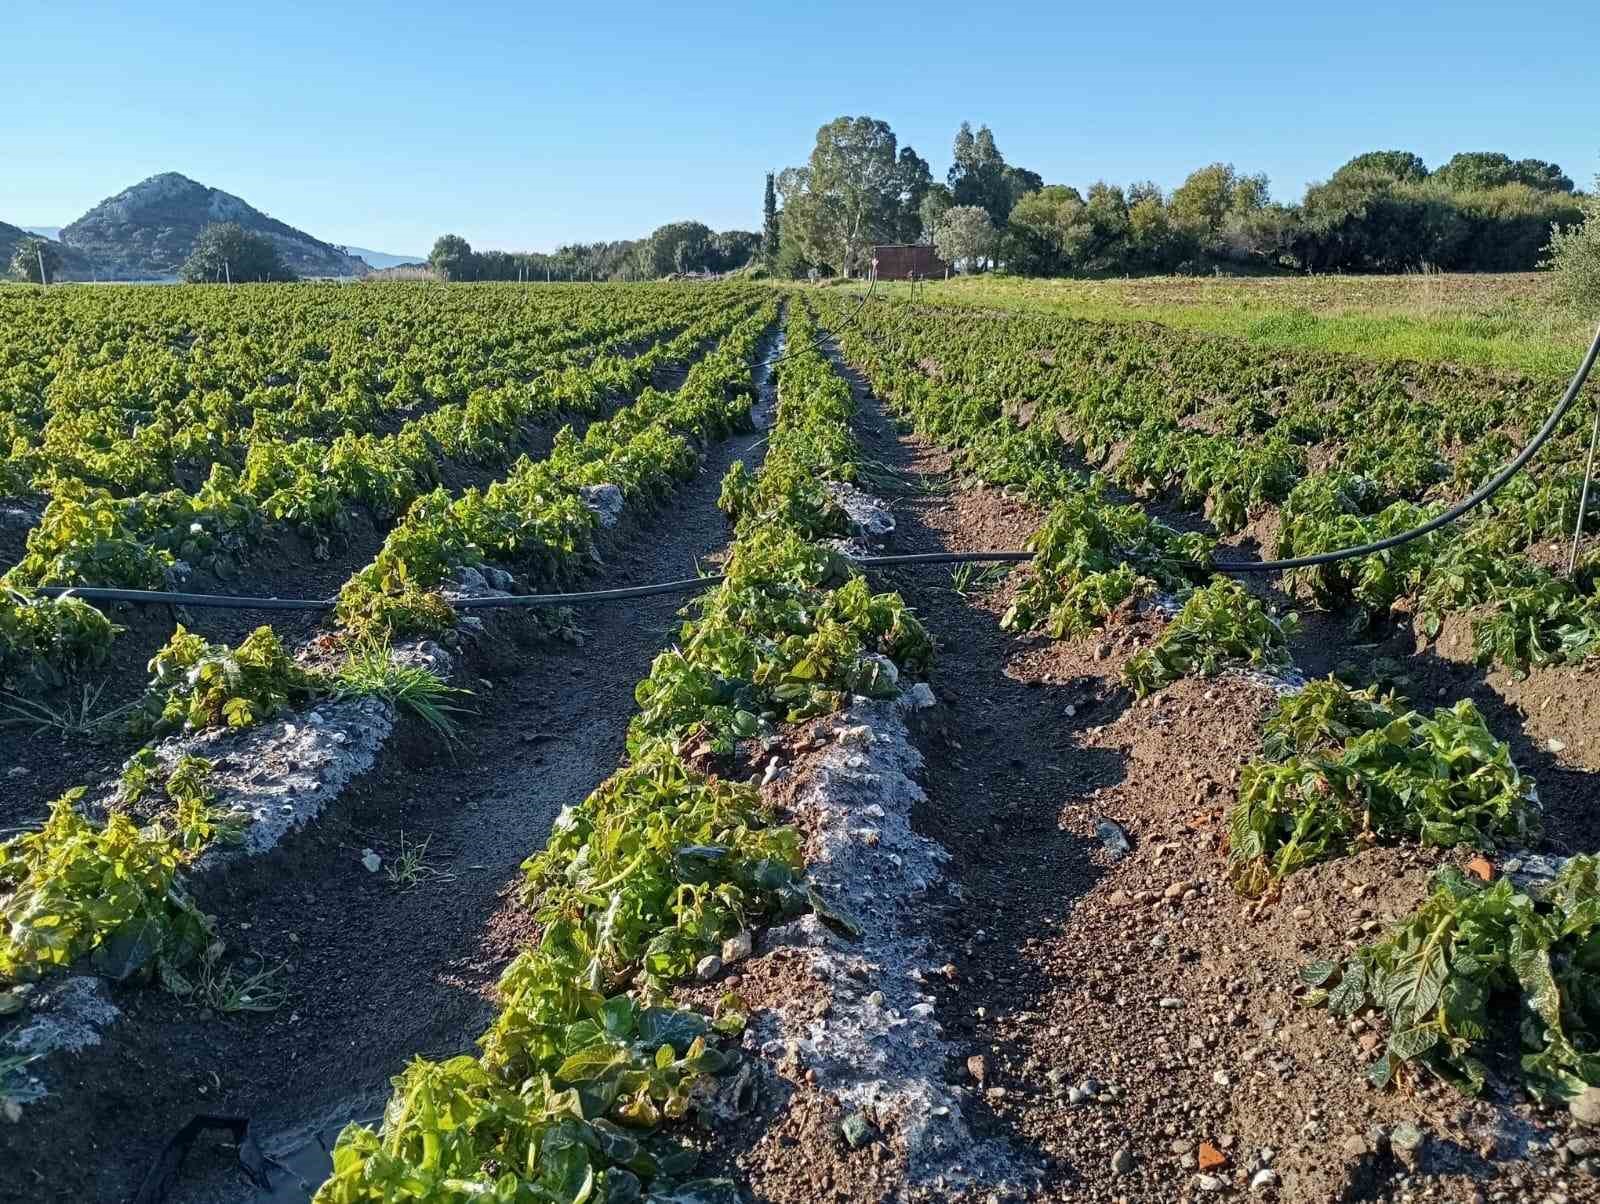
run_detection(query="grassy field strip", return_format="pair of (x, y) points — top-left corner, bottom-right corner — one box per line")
(861, 273), (1592, 379)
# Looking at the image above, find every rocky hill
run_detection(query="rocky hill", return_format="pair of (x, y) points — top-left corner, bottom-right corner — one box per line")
(59, 173), (368, 280)
(0, 220), (101, 281)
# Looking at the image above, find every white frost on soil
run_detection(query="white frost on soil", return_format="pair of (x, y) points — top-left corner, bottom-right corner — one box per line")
(95, 640), (457, 870)
(18, 639), (455, 1110)
(756, 687), (1029, 1196)
(827, 480), (895, 540)
(579, 483), (625, 529)
(1, 977), (120, 1109)
(187, 696), (397, 865)
(443, 563), (513, 600)
(826, 480), (896, 558)
(2, 978), (118, 1058)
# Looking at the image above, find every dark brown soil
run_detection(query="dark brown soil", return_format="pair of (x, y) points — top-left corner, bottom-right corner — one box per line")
(0, 351), (775, 1204)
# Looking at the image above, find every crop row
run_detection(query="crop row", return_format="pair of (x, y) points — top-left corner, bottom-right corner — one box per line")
(815, 293), (1600, 1111)
(818, 293), (1600, 677)
(310, 300), (932, 1201)
(0, 289), (765, 688)
(0, 284), (744, 498)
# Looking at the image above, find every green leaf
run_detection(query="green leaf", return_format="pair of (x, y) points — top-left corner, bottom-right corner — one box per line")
(90, 914), (163, 982)
(636, 1007), (709, 1051)
(1299, 959), (1338, 987)
(646, 1180), (741, 1204)
(1327, 960), (1368, 1016)
(598, 994), (637, 1039)
(557, 1044), (628, 1084)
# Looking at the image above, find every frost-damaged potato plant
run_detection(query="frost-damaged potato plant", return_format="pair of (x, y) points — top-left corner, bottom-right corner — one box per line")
(1228, 680), (1539, 896)
(0, 588), (119, 689)
(0, 790), (211, 983)
(511, 746), (805, 997)
(1124, 578), (1297, 696)
(319, 1038), (742, 1204)
(1304, 858), (1600, 1098)
(631, 533), (929, 762)
(314, 747), (801, 1202)
(1001, 486), (1214, 639)
(134, 623), (327, 734)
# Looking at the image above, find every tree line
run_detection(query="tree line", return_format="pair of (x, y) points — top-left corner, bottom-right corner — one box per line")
(767, 116), (1589, 278)
(425, 222), (760, 283)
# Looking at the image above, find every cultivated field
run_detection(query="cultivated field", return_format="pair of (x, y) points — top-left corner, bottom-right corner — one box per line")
(2, 276), (1600, 1204)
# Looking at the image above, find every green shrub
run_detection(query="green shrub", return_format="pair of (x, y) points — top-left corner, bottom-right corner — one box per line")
(1544, 189), (1600, 314)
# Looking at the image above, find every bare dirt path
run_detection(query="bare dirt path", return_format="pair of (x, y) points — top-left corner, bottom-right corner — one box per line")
(0, 332), (779, 1204)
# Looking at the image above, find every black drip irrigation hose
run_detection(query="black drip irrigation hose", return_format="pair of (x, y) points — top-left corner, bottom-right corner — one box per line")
(1215, 317), (1600, 573)
(17, 319), (1600, 613)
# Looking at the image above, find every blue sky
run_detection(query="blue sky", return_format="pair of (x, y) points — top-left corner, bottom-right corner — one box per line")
(6, 1), (1596, 255)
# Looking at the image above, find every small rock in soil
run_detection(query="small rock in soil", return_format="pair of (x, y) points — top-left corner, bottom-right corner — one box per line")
(1094, 816), (1131, 861)
(1111, 1146), (1134, 1175)
(840, 1112), (875, 1149)
(721, 932), (752, 963)
(360, 849), (381, 873)
(1573, 1086), (1600, 1127)
(695, 954), (723, 981)
(1390, 1122), (1426, 1169)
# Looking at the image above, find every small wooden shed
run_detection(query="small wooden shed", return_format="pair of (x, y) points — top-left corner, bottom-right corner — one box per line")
(871, 244), (948, 281)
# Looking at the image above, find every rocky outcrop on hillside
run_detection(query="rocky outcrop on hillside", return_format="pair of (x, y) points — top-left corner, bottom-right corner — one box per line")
(59, 173), (368, 280)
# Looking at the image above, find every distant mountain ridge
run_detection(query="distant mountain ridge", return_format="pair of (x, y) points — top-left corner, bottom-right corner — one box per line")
(25, 225), (420, 271)
(58, 173), (369, 280)
(341, 246), (424, 269)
